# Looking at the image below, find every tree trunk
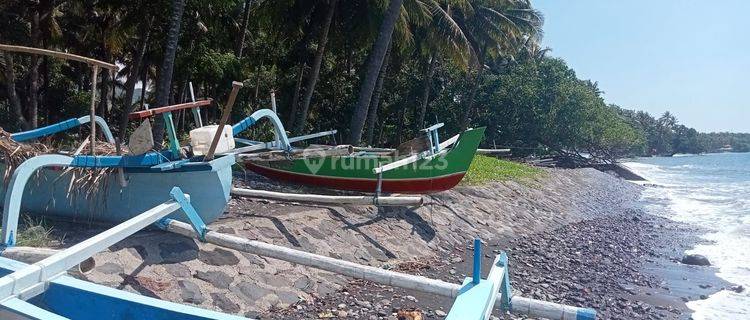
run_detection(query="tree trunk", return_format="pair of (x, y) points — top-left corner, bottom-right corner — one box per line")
(152, 0), (187, 147)
(286, 63), (306, 128)
(416, 54), (436, 131)
(1, 53), (31, 130)
(348, 0), (404, 145)
(28, 10), (42, 128)
(235, 0), (253, 58)
(119, 18), (152, 139)
(365, 43), (392, 146)
(98, 51), (114, 117)
(294, 0), (338, 135)
(460, 65), (484, 130)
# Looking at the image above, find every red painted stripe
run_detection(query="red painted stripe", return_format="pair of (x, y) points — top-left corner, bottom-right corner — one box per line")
(245, 162), (465, 194)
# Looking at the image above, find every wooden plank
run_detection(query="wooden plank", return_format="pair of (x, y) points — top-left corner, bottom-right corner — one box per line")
(0, 44), (117, 70)
(231, 187), (423, 206)
(206, 82), (243, 161)
(128, 100), (212, 120)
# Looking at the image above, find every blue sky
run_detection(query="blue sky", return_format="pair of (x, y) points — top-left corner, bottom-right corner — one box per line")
(534, 0), (749, 133)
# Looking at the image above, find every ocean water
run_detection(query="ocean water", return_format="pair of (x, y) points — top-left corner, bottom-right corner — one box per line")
(624, 153), (750, 319)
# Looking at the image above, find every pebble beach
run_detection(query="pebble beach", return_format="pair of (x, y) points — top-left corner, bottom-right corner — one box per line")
(44, 167), (730, 319)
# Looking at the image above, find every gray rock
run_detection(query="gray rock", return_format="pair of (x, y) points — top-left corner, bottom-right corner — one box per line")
(97, 262), (123, 275)
(178, 280), (204, 304)
(681, 254), (711, 266)
(194, 270), (233, 289)
(163, 264), (192, 278)
(128, 245), (149, 259)
(199, 248), (240, 266)
(730, 285), (744, 293)
(277, 291), (300, 305)
(210, 292), (240, 313)
(293, 276), (312, 290)
(435, 309), (447, 317)
(302, 226), (326, 240)
(158, 240), (198, 263)
(217, 226), (236, 234)
(233, 281), (271, 300)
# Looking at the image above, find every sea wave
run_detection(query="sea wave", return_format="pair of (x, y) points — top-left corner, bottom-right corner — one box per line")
(628, 153), (750, 319)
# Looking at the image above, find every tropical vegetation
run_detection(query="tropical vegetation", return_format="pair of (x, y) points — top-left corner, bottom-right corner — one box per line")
(0, 0), (745, 165)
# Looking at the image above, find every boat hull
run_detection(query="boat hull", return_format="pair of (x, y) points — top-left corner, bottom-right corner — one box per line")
(243, 127), (485, 194)
(0, 155), (234, 225)
(0, 257), (245, 320)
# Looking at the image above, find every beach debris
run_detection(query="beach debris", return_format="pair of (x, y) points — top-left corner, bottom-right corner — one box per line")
(681, 254), (711, 266)
(396, 309), (423, 320)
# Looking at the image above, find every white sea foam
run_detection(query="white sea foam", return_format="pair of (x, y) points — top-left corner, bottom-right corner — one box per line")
(627, 153), (750, 319)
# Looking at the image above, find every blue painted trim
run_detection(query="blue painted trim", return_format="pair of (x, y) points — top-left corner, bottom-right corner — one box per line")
(11, 118), (81, 142)
(70, 151), (177, 168)
(1, 154), (75, 246)
(576, 308), (597, 320)
(10, 116), (116, 143)
(231, 109), (292, 151)
(169, 187), (207, 241)
(472, 238), (481, 285)
(163, 111), (181, 156)
(232, 117), (256, 136)
(0, 257), (248, 320)
(151, 159), (189, 171)
(497, 251), (512, 311)
(1, 297), (70, 320)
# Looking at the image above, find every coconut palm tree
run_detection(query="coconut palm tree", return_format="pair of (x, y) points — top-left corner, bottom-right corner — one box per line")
(454, 0), (544, 129)
(152, 0), (187, 147)
(347, 0), (404, 145)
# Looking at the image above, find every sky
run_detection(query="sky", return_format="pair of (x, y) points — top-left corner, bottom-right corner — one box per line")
(534, 0), (749, 133)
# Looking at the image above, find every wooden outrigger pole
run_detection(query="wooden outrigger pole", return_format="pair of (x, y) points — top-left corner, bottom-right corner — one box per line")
(0, 44), (118, 155)
(162, 219), (598, 320)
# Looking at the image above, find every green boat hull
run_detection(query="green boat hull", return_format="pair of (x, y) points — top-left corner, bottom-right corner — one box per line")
(244, 127), (485, 193)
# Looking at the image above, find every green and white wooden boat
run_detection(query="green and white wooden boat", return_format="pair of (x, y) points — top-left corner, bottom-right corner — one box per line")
(230, 109), (485, 194)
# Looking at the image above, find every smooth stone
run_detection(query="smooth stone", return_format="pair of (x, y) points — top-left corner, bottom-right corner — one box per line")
(211, 292), (240, 313)
(233, 282), (271, 300)
(178, 280), (204, 304)
(163, 263), (192, 278)
(158, 240), (198, 263)
(194, 270), (233, 289)
(681, 254), (711, 266)
(97, 262), (123, 275)
(199, 248), (240, 266)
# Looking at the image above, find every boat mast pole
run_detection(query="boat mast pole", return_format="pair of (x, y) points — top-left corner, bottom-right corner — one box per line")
(89, 65), (99, 155)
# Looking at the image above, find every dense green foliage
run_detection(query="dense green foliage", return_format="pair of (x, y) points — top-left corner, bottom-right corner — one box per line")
(0, 0), (745, 162)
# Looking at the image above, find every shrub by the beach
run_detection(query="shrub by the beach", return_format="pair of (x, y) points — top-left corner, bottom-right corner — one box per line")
(462, 155), (543, 185)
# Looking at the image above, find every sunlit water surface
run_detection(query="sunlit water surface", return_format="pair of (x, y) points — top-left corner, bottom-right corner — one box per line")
(625, 153), (750, 319)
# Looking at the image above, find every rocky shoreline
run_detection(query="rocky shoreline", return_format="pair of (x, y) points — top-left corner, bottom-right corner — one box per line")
(263, 209), (728, 320)
(44, 167), (727, 319)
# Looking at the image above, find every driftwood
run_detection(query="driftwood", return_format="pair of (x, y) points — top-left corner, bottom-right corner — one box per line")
(231, 187), (423, 206)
